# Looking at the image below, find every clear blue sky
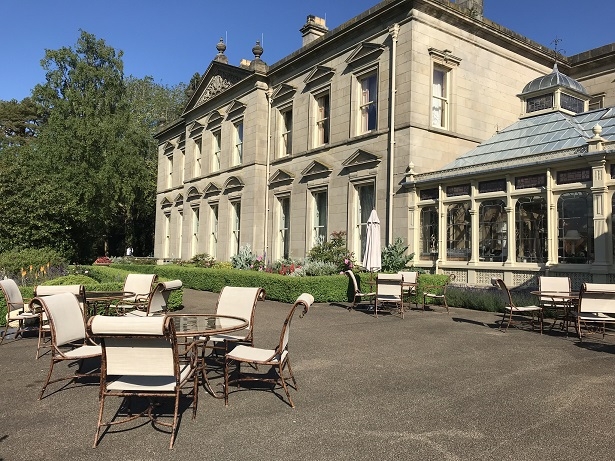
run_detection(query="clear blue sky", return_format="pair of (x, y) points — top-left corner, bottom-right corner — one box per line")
(1, 0), (613, 102)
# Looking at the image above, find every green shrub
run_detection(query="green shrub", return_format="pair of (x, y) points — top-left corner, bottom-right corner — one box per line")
(381, 237), (414, 273)
(0, 248), (67, 282)
(39, 275), (100, 286)
(296, 260), (338, 276)
(307, 231), (356, 272)
(187, 253), (216, 268)
(230, 244), (265, 271)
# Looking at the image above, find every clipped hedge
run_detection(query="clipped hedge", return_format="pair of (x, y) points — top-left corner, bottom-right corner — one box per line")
(106, 264), (459, 306)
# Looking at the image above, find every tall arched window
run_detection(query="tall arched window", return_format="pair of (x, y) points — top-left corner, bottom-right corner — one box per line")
(557, 191), (593, 263)
(446, 202), (471, 261)
(515, 196), (547, 263)
(478, 200), (507, 262)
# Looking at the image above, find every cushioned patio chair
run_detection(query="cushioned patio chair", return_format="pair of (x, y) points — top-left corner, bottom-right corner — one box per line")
(345, 270), (375, 311)
(494, 278), (543, 334)
(422, 274), (454, 313)
(572, 283), (615, 342)
(374, 273), (404, 319)
(538, 276), (572, 331)
(0, 278), (37, 345)
(114, 273), (158, 314)
(88, 315), (198, 449)
(200, 286), (265, 350)
(224, 293), (314, 408)
(126, 280), (183, 317)
(31, 284), (86, 359)
(398, 271), (419, 310)
(37, 292), (101, 399)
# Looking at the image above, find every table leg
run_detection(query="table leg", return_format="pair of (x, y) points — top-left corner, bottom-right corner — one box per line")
(197, 336), (226, 399)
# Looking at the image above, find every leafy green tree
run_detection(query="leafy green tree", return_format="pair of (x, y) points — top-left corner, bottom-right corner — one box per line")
(0, 31), (189, 262)
(0, 97), (42, 150)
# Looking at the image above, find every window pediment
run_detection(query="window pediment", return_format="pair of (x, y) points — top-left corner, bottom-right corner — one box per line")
(186, 186), (201, 201)
(206, 110), (224, 127)
(177, 133), (186, 151)
(203, 182), (222, 196)
(163, 141), (175, 156)
(269, 169), (295, 186)
(428, 47), (461, 66)
(161, 197), (172, 208)
(271, 83), (296, 101)
(342, 149), (381, 168)
(304, 65), (335, 85)
(226, 100), (246, 118)
(346, 42), (385, 66)
(301, 160), (333, 177)
(173, 193), (184, 206)
(188, 121), (205, 137)
(223, 176), (244, 191)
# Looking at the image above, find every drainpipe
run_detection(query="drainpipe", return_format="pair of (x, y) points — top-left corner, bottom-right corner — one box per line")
(264, 88), (273, 261)
(387, 23), (399, 246)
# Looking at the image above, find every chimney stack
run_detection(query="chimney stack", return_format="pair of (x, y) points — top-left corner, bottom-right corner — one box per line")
(300, 15), (328, 47)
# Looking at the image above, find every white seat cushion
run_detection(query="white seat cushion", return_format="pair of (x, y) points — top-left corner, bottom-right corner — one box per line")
(107, 364), (191, 392)
(227, 345), (280, 363)
(62, 344), (102, 359)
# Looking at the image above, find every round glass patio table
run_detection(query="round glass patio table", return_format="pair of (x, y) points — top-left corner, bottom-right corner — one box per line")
(167, 314), (249, 398)
(85, 291), (136, 317)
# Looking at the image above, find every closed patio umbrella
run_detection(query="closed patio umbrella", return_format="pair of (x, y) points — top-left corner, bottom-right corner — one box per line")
(362, 209), (382, 274)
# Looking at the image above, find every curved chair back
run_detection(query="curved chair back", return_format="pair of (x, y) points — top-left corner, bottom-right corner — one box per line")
(0, 278), (26, 313)
(37, 292), (88, 347)
(146, 280), (183, 315)
(280, 293), (314, 353)
(216, 286), (266, 332)
(35, 284), (86, 315)
(123, 274), (158, 303)
(346, 270), (360, 293)
(89, 315), (174, 376)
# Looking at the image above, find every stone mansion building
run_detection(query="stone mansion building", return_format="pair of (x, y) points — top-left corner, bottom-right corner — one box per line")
(154, 0), (615, 287)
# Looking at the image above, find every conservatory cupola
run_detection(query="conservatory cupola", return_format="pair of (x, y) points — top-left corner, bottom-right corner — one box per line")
(518, 63), (589, 117)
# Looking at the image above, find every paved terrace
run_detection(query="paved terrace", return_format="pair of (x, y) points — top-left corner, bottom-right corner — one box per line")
(1, 289), (615, 460)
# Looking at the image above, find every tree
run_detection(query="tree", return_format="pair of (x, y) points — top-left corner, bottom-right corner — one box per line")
(0, 30), (189, 262)
(0, 97), (42, 150)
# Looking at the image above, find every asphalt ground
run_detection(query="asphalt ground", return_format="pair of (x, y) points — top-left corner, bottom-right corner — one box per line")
(2, 289), (615, 461)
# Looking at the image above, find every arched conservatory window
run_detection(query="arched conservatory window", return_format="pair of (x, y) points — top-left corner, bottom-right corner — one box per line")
(515, 196), (547, 263)
(446, 202), (471, 261)
(557, 191), (593, 264)
(420, 206), (438, 260)
(478, 200), (507, 262)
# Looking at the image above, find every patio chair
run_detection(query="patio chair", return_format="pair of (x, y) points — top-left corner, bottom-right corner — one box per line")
(538, 276), (572, 331)
(88, 315), (198, 449)
(126, 280), (183, 317)
(200, 286), (266, 352)
(114, 273), (158, 314)
(31, 284), (86, 359)
(398, 271), (419, 310)
(494, 279), (543, 334)
(37, 292), (102, 400)
(345, 270), (375, 311)
(572, 283), (615, 342)
(0, 278), (37, 345)
(422, 274), (454, 313)
(374, 273), (404, 319)
(224, 293), (314, 408)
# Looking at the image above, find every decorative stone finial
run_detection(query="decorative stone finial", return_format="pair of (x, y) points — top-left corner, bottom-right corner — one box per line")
(593, 123), (603, 138)
(252, 40), (263, 60)
(216, 38), (226, 55)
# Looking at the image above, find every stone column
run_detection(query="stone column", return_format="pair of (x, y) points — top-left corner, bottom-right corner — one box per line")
(590, 159), (608, 272)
